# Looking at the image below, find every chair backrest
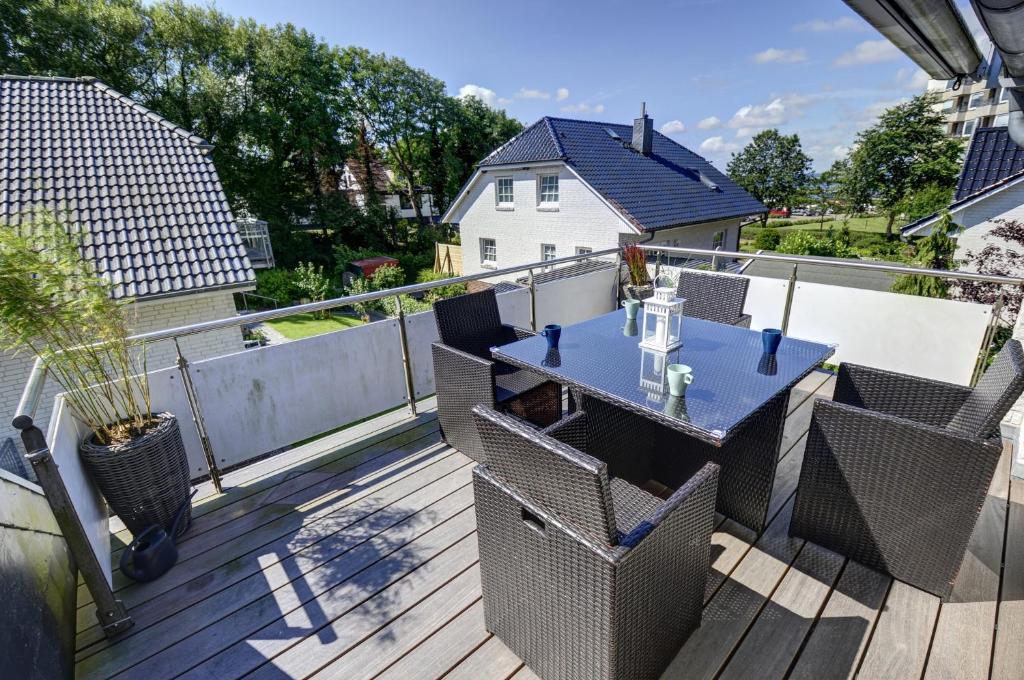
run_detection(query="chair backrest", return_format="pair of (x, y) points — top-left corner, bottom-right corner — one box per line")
(433, 289), (503, 358)
(674, 270), (750, 324)
(948, 339), (1024, 439)
(471, 405), (618, 545)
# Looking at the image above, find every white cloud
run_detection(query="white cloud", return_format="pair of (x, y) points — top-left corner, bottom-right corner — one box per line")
(457, 84), (499, 108)
(834, 39), (902, 67)
(660, 120), (686, 135)
(498, 97), (513, 106)
(561, 102), (605, 115)
(699, 136), (740, 154)
(697, 116), (721, 130)
(556, 87), (570, 101)
(753, 47), (807, 64)
(896, 67), (931, 91)
(517, 87), (550, 100)
(831, 144), (851, 161)
(728, 95), (810, 136)
(793, 17), (864, 32)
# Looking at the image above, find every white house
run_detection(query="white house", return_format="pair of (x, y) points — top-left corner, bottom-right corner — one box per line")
(0, 75), (256, 472)
(442, 110), (766, 278)
(902, 126), (1024, 260)
(340, 158), (439, 221)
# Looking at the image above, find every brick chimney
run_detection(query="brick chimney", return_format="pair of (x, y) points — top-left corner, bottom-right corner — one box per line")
(632, 102), (653, 155)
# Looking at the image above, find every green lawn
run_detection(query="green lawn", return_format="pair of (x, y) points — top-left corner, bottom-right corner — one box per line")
(265, 312), (364, 340)
(762, 215), (891, 233)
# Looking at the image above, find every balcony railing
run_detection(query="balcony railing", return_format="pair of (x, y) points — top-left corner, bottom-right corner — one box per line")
(10, 243), (1024, 638)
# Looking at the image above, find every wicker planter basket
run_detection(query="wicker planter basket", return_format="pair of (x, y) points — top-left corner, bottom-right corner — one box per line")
(80, 412), (192, 539)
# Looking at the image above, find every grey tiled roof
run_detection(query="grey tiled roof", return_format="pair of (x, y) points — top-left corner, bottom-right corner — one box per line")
(479, 117), (766, 231)
(955, 127), (1024, 201)
(0, 75), (255, 299)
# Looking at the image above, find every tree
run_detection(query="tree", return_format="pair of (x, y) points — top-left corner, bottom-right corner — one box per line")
(828, 157), (872, 217)
(952, 219), (1024, 325)
(845, 94), (962, 239)
(727, 129), (812, 227)
(342, 48), (448, 224)
(891, 212), (959, 298)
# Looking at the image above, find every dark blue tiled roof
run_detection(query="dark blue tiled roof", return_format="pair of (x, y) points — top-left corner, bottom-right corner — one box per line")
(479, 117), (766, 231)
(0, 75), (255, 300)
(955, 127), (1024, 201)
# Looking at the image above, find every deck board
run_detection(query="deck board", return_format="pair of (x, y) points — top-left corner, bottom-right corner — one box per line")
(76, 375), (1014, 680)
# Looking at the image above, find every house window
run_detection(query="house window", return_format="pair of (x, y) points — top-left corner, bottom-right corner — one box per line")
(575, 246), (592, 256)
(995, 112), (1010, 127)
(495, 177), (514, 207)
(542, 244), (557, 262)
(1000, 87), (1010, 103)
(480, 238), (497, 265)
(962, 119), (977, 137)
(969, 92), (984, 110)
(538, 174), (559, 205)
(711, 231), (726, 250)
(399, 192), (413, 210)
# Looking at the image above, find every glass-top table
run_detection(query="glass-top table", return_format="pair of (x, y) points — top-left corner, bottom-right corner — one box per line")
(493, 309), (835, 447)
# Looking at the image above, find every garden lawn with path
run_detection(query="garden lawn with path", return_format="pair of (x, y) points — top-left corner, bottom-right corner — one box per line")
(265, 312), (364, 340)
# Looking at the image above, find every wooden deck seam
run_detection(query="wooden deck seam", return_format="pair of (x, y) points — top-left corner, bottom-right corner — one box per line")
(75, 462), (475, 659)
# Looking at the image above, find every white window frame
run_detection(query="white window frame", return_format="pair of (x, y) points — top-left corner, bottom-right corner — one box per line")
(711, 230), (726, 250)
(995, 112), (1010, 127)
(1000, 87), (1010, 103)
(495, 177), (514, 209)
(575, 246), (593, 256)
(480, 237), (497, 266)
(537, 174), (559, 208)
(962, 119), (977, 137)
(969, 92), (984, 110)
(541, 244), (557, 262)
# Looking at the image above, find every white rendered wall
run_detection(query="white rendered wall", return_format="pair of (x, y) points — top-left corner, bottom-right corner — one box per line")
(951, 181), (1024, 261)
(455, 164), (634, 279)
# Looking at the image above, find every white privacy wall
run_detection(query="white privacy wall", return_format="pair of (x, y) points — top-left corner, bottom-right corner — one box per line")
(740, 275), (992, 386)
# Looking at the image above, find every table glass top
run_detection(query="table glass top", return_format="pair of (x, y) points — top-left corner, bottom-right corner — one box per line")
(493, 310), (835, 441)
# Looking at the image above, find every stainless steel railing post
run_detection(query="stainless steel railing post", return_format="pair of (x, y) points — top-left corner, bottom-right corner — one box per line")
(971, 291), (1006, 386)
(528, 269), (537, 331)
(174, 338), (221, 493)
(394, 295), (418, 417)
(781, 264), (799, 334)
(13, 420), (133, 638)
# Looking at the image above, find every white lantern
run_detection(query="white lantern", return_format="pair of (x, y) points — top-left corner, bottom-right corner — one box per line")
(639, 347), (670, 403)
(639, 280), (685, 352)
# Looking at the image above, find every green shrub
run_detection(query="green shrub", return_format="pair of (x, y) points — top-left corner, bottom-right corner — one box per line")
(382, 294), (432, 316)
(753, 228), (781, 250)
(371, 263), (406, 291)
(344, 275), (382, 320)
(294, 262), (333, 319)
(255, 268), (298, 306)
(396, 251), (434, 283)
(777, 229), (853, 258)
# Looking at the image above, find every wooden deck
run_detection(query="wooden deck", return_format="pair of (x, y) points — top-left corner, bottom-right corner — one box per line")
(74, 372), (1024, 680)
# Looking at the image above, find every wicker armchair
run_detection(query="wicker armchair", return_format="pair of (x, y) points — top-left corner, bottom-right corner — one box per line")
(471, 405), (719, 680)
(674, 269), (752, 327)
(790, 339), (1024, 599)
(431, 289), (561, 461)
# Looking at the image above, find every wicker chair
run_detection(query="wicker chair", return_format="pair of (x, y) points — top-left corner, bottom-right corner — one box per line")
(790, 339), (1024, 599)
(674, 269), (752, 327)
(431, 289), (562, 461)
(471, 405), (719, 680)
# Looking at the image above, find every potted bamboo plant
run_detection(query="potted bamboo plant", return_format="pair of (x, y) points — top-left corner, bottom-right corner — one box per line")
(622, 243), (654, 300)
(0, 216), (191, 538)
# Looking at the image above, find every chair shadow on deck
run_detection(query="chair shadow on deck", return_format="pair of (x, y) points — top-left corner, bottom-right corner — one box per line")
(84, 440), (460, 680)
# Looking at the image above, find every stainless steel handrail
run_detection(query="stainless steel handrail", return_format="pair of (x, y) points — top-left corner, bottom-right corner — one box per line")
(11, 247), (621, 425)
(639, 245), (1024, 285)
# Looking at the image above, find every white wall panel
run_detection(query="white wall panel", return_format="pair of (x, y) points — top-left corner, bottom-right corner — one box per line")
(786, 281), (991, 385)
(741, 274), (791, 331)
(189, 319), (407, 468)
(47, 398), (112, 585)
(534, 266), (618, 328)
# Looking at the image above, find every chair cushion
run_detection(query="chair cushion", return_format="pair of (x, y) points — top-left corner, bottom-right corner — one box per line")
(609, 477), (662, 539)
(947, 339), (1024, 439)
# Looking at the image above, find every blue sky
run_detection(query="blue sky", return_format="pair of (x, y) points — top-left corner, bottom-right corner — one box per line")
(209, 0), (985, 171)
